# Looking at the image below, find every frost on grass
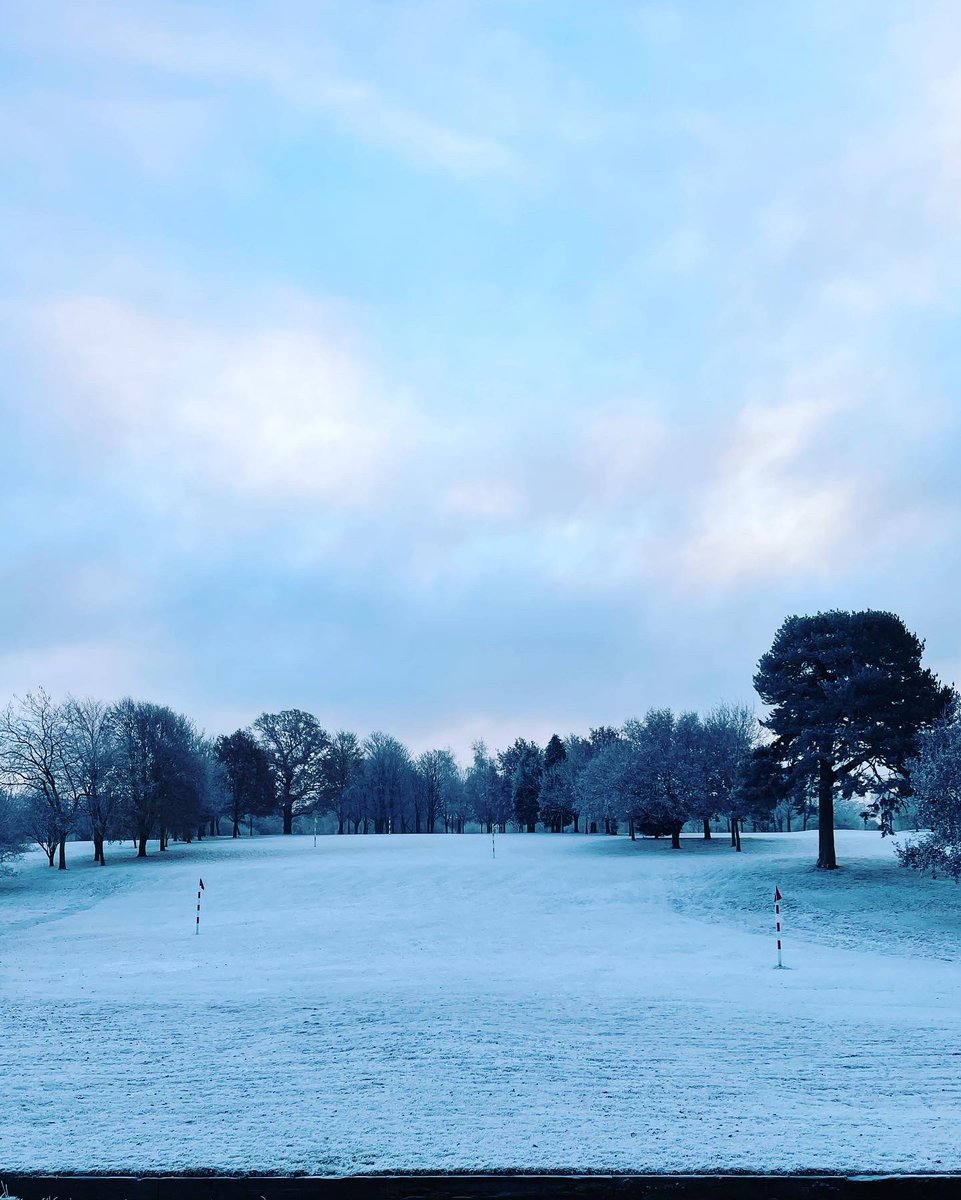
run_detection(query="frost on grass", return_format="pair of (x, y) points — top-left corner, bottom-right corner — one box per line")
(2, 830), (961, 1174)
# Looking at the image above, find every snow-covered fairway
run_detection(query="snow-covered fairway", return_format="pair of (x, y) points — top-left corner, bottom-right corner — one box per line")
(2, 829), (961, 1174)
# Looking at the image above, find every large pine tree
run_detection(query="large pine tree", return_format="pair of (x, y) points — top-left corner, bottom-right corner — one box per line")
(754, 610), (951, 869)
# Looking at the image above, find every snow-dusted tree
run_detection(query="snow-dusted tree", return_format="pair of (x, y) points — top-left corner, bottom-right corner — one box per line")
(562, 734), (592, 832)
(499, 739), (542, 832)
(344, 768), (371, 834)
(64, 697), (120, 865)
(465, 741), (511, 832)
(701, 703), (757, 849)
(439, 760), (470, 833)
(0, 787), (27, 870)
(754, 610), (951, 869)
(574, 737), (629, 834)
(0, 690), (81, 869)
(415, 748), (459, 833)
(112, 699), (205, 855)
(161, 725), (210, 847)
(253, 709), (330, 835)
(215, 729), (275, 837)
(324, 730), (364, 834)
(625, 710), (704, 849)
(897, 710), (961, 879)
(539, 734), (575, 832)
(363, 732), (413, 833)
(538, 767), (575, 833)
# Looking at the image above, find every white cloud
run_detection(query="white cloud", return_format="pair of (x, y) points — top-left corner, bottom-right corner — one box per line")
(33, 295), (422, 509)
(443, 478), (526, 521)
(678, 391), (860, 586)
(577, 404), (669, 508)
(9, 2), (519, 178)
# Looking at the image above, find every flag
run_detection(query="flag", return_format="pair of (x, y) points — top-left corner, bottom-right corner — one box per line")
(774, 886), (782, 901)
(199, 878), (205, 890)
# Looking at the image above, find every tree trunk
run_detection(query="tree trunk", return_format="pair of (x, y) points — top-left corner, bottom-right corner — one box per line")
(46, 845), (56, 866)
(817, 758), (838, 869)
(671, 822), (682, 850)
(93, 833), (105, 865)
(58, 838), (67, 870)
(338, 817), (344, 834)
(702, 817), (712, 839)
(734, 819), (742, 852)
(232, 817), (240, 837)
(629, 818), (636, 841)
(283, 803), (293, 835)
(138, 834), (148, 857)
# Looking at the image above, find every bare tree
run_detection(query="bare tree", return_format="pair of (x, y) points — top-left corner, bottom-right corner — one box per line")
(415, 749), (459, 833)
(702, 703), (758, 850)
(574, 737), (628, 834)
(65, 697), (119, 865)
(363, 732), (412, 833)
(112, 699), (204, 855)
(0, 690), (81, 869)
(624, 710), (704, 849)
(465, 741), (511, 832)
(439, 757), (468, 833)
(325, 731), (364, 834)
(215, 729), (275, 837)
(0, 787), (27, 870)
(253, 710), (329, 834)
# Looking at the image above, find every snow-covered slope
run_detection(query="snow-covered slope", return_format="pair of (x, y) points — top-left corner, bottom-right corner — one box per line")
(2, 830), (959, 1174)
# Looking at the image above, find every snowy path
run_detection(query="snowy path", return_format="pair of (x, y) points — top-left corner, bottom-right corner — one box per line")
(2, 831), (960, 1173)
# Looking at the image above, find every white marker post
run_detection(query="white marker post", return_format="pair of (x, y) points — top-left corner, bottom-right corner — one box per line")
(313, 813), (317, 849)
(491, 823), (497, 859)
(774, 885), (784, 968)
(196, 877), (205, 935)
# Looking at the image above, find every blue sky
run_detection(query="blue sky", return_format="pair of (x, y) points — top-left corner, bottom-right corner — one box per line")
(2, 1), (960, 755)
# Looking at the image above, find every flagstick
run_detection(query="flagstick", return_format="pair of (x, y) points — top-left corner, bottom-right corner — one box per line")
(196, 878), (204, 935)
(774, 886), (784, 968)
(492, 823), (496, 859)
(313, 813), (317, 849)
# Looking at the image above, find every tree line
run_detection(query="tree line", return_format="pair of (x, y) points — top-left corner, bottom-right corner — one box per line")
(0, 608), (957, 875)
(0, 692), (772, 870)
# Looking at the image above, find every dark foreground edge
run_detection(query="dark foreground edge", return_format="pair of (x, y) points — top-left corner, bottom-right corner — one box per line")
(4, 1177), (961, 1200)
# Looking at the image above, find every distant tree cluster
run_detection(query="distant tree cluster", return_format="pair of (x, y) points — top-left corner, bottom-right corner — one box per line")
(492, 706), (769, 849)
(0, 692), (226, 870)
(0, 692), (768, 870)
(0, 609), (951, 876)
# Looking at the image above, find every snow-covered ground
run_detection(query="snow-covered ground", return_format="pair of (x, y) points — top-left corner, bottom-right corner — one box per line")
(2, 829), (960, 1174)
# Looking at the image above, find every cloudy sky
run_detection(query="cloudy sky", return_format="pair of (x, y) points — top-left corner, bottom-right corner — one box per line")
(2, 1), (960, 755)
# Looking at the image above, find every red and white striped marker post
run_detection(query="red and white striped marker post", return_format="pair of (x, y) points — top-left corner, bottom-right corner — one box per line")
(196, 877), (205, 935)
(774, 885), (784, 968)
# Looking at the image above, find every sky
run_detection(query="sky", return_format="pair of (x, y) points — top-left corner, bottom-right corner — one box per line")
(2, 1), (960, 757)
